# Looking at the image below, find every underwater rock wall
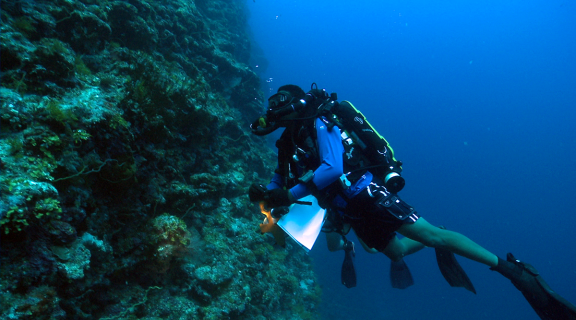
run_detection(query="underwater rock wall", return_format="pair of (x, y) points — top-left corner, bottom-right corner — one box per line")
(0, 1), (320, 319)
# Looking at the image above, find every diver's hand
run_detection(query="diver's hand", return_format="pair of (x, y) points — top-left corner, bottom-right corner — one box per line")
(249, 183), (267, 202)
(264, 188), (294, 208)
(271, 206), (290, 218)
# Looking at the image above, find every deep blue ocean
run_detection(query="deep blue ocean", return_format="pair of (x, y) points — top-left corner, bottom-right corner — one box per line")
(246, 1), (576, 319)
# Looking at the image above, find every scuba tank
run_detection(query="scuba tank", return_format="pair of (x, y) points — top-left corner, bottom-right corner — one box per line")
(324, 98), (405, 193)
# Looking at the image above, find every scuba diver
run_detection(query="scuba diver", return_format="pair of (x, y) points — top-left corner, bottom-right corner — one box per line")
(248, 83), (576, 320)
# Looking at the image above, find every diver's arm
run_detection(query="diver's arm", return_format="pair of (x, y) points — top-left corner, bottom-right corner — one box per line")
(290, 117), (344, 199)
(266, 172), (284, 190)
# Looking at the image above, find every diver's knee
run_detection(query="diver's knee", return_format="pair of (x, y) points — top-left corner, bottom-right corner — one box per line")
(357, 237), (378, 254)
(325, 233), (345, 251)
(364, 246), (379, 254)
(327, 243), (342, 252)
(384, 251), (404, 262)
(382, 237), (406, 261)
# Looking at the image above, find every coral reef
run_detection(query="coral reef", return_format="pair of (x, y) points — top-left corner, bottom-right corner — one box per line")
(0, 0), (317, 319)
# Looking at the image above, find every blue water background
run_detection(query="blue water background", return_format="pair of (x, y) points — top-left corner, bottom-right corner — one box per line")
(246, 1), (576, 319)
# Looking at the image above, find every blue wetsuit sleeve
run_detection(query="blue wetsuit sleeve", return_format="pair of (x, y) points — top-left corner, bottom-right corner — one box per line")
(266, 172), (283, 190)
(290, 117), (344, 199)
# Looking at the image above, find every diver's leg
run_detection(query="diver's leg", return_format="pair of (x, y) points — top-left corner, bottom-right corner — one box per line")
(382, 236), (426, 261)
(355, 234), (379, 254)
(326, 228), (357, 288)
(325, 231), (345, 252)
(397, 217), (498, 267)
(398, 219), (576, 317)
(349, 230), (425, 258)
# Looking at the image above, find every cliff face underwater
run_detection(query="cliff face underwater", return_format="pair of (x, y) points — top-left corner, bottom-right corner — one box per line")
(0, 0), (320, 319)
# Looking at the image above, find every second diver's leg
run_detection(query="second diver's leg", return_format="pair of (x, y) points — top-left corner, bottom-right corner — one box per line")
(382, 235), (426, 261)
(325, 228), (424, 258)
(397, 217), (498, 267)
(325, 231), (345, 251)
(348, 229), (424, 256)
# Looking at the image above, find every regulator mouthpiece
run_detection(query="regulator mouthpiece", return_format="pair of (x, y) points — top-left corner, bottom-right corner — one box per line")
(384, 172), (405, 193)
(258, 116), (267, 128)
(250, 116), (279, 136)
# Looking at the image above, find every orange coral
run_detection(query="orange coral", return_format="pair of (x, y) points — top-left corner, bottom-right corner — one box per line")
(147, 214), (192, 273)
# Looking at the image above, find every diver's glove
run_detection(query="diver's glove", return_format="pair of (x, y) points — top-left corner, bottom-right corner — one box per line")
(249, 183), (267, 202)
(248, 183), (268, 202)
(263, 188), (294, 208)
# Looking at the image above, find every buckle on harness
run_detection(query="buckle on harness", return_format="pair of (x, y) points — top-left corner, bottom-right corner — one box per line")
(298, 170), (315, 184)
(341, 131), (354, 146)
(339, 174), (351, 190)
(298, 170), (320, 195)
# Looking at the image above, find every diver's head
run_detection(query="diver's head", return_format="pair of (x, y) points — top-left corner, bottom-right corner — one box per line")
(267, 84), (306, 121)
(251, 84), (306, 136)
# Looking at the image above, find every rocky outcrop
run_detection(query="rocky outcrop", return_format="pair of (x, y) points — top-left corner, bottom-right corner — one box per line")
(0, 1), (319, 319)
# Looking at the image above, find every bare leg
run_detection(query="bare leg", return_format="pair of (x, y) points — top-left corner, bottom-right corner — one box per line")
(325, 231), (345, 251)
(326, 227), (425, 261)
(334, 228), (426, 258)
(382, 236), (426, 261)
(355, 234), (378, 254)
(397, 217), (498, 267)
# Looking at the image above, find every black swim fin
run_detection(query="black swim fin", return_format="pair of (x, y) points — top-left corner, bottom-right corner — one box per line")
(493, 253), (576, 320)
(435, 247), (477, 294)
(390, 259), (414, 289)
(341, 240), (356, 288)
